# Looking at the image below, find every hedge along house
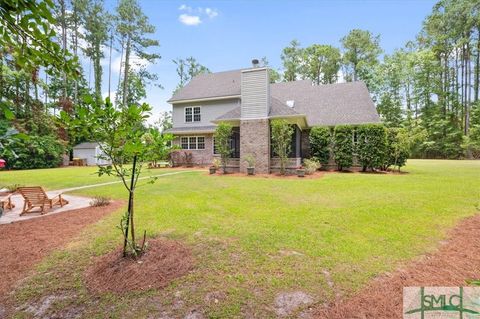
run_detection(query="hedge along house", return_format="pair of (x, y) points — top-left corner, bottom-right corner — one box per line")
(166, 60), (380, 174)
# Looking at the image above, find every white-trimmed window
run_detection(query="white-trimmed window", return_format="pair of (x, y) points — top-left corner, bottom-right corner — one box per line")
(185, 106), (201, 123)
(180, 136), (205, 150)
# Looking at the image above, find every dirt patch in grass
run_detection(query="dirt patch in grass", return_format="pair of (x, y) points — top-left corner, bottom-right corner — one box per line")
(0, 201), (123, 301)
(313, 213), (480, 318)
(84, 238), (194, 294)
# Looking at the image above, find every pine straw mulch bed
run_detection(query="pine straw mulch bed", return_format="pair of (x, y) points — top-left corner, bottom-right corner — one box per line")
(0, 201), (124, 301)
(84, 238), (194, 294)
(313, 212), (480, 319)
(208, 171), (327, 179)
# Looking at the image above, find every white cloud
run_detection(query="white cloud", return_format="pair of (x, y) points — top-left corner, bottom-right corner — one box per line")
(179, 14), (202, 26)
(177, 5), (218, 26)
(178, 4), (192, 12)
(204, 8), (218, 19)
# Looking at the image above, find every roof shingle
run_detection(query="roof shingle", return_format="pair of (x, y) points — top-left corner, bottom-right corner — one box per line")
(170, 69), (380, 126)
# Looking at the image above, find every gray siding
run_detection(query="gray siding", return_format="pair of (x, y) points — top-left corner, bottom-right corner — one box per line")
(172, 98), (240, 128)
(240, 68), (269, 119)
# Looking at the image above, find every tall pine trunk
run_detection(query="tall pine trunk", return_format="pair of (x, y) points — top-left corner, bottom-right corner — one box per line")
(122, 35), (131, 106)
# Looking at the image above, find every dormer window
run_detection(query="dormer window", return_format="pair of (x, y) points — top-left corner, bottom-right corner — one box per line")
(185, 106), (201, 123)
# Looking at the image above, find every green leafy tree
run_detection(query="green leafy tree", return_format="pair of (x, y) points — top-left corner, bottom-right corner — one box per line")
(462, 125), (480, 159)
(143, 127), (175, 166)
(332, 125), (354, 171)
(115, 0), (160, 106)
(309, 126), (332, 165)
(302, 44), (341, 84)
(173, 57), (210, 93)
(214, 122), (233, 174)
(385, 127), (411, 171)
(61, 97), (157, 257)
(281, 39), (303, 82)
(271, 119), (294, 175)
(156, 111), (173, 133)
(260, 57), (281, 83)
(80, 0), (109, 104)
(341, 29), (382, 83)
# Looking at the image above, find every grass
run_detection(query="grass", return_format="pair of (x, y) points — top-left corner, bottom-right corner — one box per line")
(2, 160), (480, 318)
(0, 166), (184, 190)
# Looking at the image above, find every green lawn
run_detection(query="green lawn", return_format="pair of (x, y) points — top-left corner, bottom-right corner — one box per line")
(3, 160), (480, 318)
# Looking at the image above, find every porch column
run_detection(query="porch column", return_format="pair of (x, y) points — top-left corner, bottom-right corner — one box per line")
(240, 119), (270, 174)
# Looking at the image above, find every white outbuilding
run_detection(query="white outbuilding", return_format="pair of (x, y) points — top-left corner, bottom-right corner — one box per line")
(72, 142), (111, 166)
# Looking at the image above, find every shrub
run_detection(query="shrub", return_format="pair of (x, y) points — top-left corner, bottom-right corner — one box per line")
(244, 154), (255, 168)
(211, 157), (221, 169)
(357, 124), (388, 171)
(1, 134), (65, 169)
(309, 126), (331, 165)
(183, 152), (193, 167)
(271, 119), (294, 175)
(332, 125), (355, 171)
(303, 158), (321, 175)
(462, 126), (480, 159)
(214, 122), (233, 174)
(385, 127), (410, 171)
(90, 196), (111, 207)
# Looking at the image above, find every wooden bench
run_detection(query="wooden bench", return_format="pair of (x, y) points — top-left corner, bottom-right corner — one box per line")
(17, 187), (69, 215)
(0, 193), (15, 212)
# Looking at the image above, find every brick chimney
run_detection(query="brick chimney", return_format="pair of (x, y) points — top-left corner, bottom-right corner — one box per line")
(239, 64), (270, 174)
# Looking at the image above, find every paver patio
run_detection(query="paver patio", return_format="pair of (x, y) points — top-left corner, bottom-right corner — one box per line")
(0, 192), (92, 224)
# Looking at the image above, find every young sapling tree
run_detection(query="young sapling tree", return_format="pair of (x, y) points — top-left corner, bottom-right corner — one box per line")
(61, 96), (166, 257)
(214, 122), (233, 174)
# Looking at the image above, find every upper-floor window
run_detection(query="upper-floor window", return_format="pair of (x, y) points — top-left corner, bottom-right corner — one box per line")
(185, 106), (201, 123)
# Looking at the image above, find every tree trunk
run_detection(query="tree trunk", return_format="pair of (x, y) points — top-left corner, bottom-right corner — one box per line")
(108, 32), (113, 99)
(73, 1), (79, 104)
(122, 35), (131, 106)
(123, 154), (137, 257)
(94, 41), (102, 104)
(60, 0), (68, 100)
(475, 27), (480, 101)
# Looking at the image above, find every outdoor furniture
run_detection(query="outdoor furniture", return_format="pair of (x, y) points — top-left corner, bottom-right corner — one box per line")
(17, 187), (69, 215)
(0, 193), (15, 211)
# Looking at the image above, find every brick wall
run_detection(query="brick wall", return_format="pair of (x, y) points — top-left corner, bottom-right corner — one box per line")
(172, 134), (214, 166)
(240, 119), (270, 174)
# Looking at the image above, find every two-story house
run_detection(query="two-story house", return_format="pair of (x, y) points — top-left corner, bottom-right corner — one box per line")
(166, 60), (380, 174)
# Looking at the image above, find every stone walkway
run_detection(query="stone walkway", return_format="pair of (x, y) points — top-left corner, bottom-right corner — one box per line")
(0, 170), (200, 225)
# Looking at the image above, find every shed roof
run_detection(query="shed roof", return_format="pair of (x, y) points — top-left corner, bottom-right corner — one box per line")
(73, 142), (100, 149)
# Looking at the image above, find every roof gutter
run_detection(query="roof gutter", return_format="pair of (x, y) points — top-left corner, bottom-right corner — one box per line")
(168, 95), (241, 104)
(165, 129), (217, 135)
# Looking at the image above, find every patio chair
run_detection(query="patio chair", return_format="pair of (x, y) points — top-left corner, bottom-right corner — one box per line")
(17, 186), (69, 215)
(0, 193), (15, 211)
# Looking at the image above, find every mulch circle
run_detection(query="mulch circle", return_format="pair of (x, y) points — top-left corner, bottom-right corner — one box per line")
(84, 238), (195, 294)
(314, 213), (480, 319)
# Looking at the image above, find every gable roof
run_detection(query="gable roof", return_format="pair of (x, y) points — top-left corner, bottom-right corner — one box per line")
(270, 80), (380, 126)
(169, 69), (380, 126)
(168, 69), (241, 102)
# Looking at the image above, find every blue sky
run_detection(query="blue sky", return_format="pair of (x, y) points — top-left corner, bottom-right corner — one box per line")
(95, 0), (436, 121)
